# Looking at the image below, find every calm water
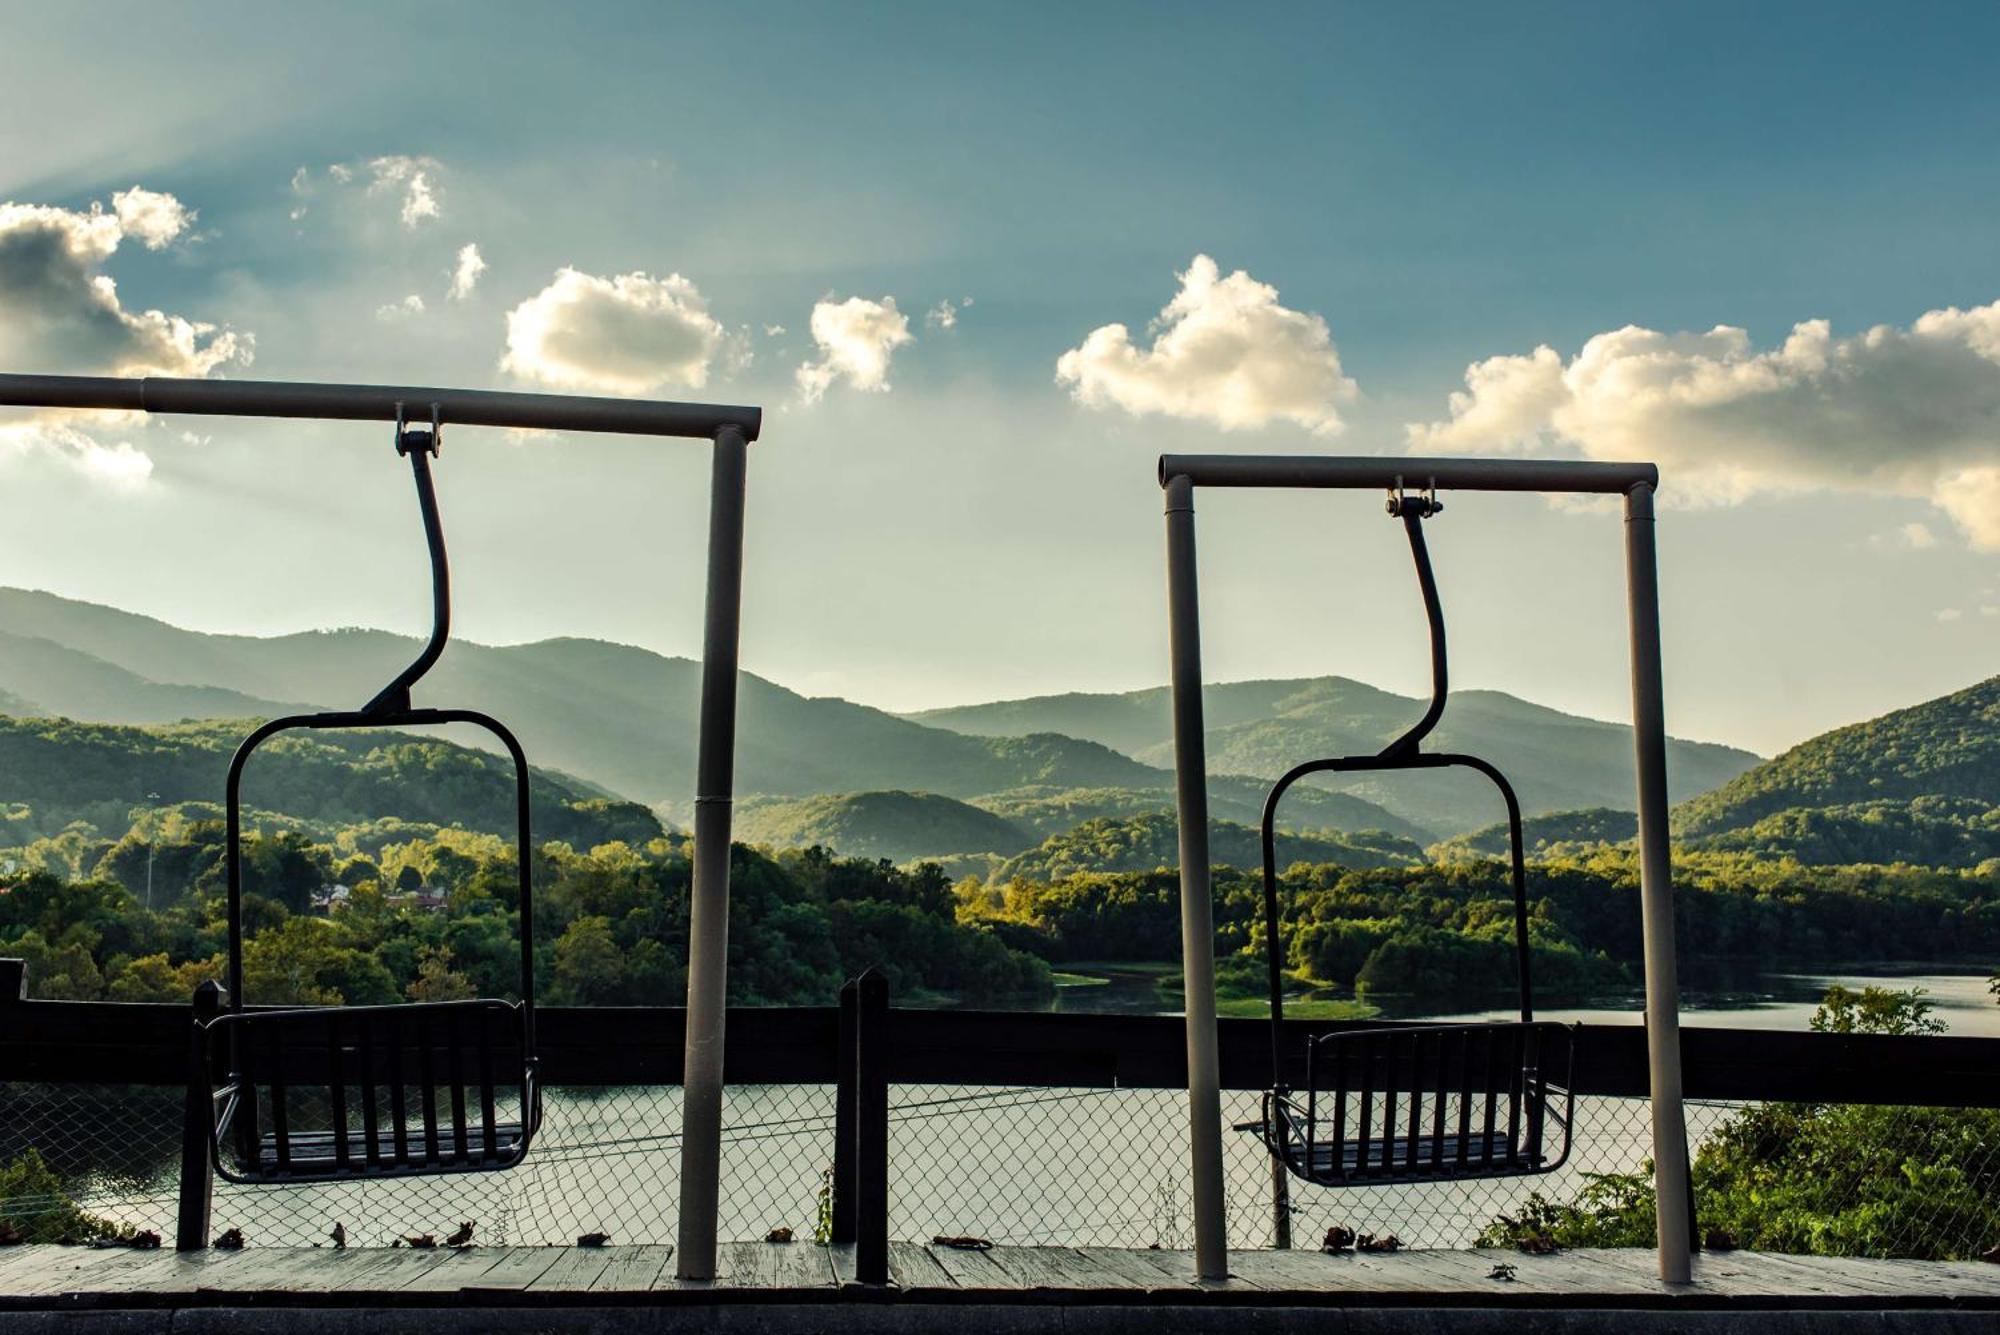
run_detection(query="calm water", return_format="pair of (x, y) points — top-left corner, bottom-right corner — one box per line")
(1053, 966), (2000, 1037)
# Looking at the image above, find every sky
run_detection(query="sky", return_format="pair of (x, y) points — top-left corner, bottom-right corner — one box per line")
(1, 1), (1997, 756)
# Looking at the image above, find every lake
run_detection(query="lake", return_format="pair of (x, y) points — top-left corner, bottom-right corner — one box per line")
(1052, 964), (2000, 1037)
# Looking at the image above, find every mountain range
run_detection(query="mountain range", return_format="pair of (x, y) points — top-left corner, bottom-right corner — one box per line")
(0, 587), (1760, 848)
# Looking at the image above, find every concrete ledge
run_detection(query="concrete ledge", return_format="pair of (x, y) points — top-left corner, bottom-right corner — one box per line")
(7, 1308), (2000, 1335)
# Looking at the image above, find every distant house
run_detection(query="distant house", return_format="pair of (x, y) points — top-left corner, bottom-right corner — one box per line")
(310, 884), (353, 914)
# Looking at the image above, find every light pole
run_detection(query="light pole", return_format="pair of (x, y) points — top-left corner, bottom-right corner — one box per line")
(144, 792), (160, 910)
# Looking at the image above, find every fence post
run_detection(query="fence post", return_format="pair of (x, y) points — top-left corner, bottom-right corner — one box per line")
(854, 970), (890, 1284)
(831, 977), (859, 1246)
(175, 980), (224, 1252)
(0, 958), (23, 1002)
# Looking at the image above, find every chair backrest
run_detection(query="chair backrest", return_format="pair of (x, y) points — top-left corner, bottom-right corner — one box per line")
(1301, 1021), (1575, 1183)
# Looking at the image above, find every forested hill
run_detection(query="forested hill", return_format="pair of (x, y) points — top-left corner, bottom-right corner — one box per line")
(994, 811), (1423, 883)
(1675, 675), (1999, 837)
(0, 714), (663, 851)
(736, 791), (1037, 863)
(912, 676), (1760, 835)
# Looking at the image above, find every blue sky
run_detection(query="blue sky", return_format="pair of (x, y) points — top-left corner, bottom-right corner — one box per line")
(2, 2), (1997, 753)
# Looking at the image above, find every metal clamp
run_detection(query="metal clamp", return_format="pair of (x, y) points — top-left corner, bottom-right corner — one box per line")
(1386, 475), (1441, 518)
(395, 401), (443, 457)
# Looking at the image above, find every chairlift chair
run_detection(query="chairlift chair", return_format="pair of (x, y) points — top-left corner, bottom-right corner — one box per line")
(1257, 483), (1576, 1188)
(190, 406), (541, 1183)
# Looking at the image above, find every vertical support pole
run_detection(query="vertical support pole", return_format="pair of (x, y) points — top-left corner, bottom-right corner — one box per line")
(176, 980), (224, 1252)
(1624, 481), (1692, 1283)
(1163, 472), (1228, 1280)
(855, 970), (890, 1285)
(676, 424), (749, 1280)
(830, 978), (859, 1246)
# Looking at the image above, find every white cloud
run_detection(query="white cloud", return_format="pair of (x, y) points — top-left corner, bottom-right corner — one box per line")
(796, 295), (914, 402)
(0, 190), (248, 378)
(927, 297), (971, 332)
(763, 323), (786, 337)
(1055, 255), (1356, 434)
(1409, 302), (2000, 550)
(448, 243), (485, 301)
(367, 155), (441, 227)
(501, 267), (725, 394)
(1936, 608), (1964, 622)
(375, 294), (426, 322)
(111, 187), (193, 249)
(0, 418), (153, 490)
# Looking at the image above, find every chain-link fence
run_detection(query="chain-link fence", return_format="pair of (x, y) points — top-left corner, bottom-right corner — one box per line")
(5, 1079), (1994, 1259)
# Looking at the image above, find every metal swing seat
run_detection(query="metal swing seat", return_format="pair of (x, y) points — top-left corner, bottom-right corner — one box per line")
(1256, 484), (1576, 1188)
(190, 407), (541, 1184)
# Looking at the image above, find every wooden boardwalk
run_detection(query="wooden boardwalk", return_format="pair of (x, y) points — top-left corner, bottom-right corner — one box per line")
(0, 1242), (1996, 1330)
(3, 1240), (1998, 1304)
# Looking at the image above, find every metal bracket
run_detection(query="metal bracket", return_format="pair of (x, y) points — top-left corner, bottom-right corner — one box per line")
(1386, 474), (1442, 519)
(395, 401), (443, 457)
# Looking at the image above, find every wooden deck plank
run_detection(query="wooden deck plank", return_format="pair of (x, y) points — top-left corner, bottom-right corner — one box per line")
(525, 1244), (620, 1293)
(924, 1242), (1018, 1290)
(764, 1240), (836, 1290)
(1071, 1246), (1200, 1291)
(1425, 1248), (1659, 1297)
(392, 1246), (500, 1292)
(462, 1245), (567, 1292)
(13, 1246), (169, 1298)
(1227, 1247), (1381, 1292)
(588, 1245), (675, 1293)
(1119, 1245), (1270, 1292)
(884, 1241), (957, 1292)
(982, 1246), (1125, 1292)
(107, 1249), (260, 1295)
(316, 1247), (444, 1294)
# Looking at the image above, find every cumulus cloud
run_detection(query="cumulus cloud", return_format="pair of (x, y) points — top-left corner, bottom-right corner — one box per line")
(111, 187), (193, 249)
(501, 267), (725, 394)
(1055, 255), (1356, 434)
(375, 294), (425, 322)
(367, 156), (441, 227)
(448, 243), (485, 301)
(796, 295), (913, 402)
(1409, 303), (2000, 549)
(0, 190), (247, 379)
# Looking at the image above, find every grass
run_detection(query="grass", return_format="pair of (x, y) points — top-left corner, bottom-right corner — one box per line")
(1050, 971), (1112, 988)
(1215, 994), (1379, 1020)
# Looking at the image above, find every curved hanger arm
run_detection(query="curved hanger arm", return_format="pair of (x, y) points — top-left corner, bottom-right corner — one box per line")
(361, 439), (450, 716)
(1376, 508), (1448, 762)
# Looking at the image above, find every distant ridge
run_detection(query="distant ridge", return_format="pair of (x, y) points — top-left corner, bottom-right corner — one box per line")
(913, 676), (1761, 835)
(0, 587), (1757, 838)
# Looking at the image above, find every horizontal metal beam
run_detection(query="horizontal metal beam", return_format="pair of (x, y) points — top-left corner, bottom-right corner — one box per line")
(0, 374), (761, 442)
(1158, 454), (1656, 494)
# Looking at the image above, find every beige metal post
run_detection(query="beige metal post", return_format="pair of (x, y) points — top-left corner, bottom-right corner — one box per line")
(1624, 481), (1692, 1283)
(1163, 472), (1229, 1280)
(676, 425), (749, 1279)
